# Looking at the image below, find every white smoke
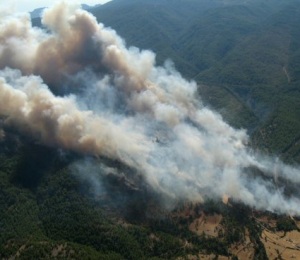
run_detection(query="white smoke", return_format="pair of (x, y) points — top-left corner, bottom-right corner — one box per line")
(0, 2), (299, 215)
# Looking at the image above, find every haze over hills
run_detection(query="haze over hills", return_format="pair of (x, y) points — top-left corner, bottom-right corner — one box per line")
(1, 0), (300, 259)
(85, 0), (300, 162)
(30, 3), (102, 18)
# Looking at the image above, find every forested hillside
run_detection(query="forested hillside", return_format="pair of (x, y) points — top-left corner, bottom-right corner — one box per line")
(2, 135), (285, 259)
(1, 0), (300, 259)
(86, 0), (300, 162)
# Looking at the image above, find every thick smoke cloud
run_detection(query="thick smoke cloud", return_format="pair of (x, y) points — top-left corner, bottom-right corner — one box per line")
(0, 2), (299, 215)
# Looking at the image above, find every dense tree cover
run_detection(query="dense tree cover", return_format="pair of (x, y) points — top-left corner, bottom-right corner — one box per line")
(31, 0), (300, 161)
(84, 0), (300, 163)
(3, 0), (300, 258)
(2, 136), (291, 259)
(0, 139), (235, 259)
(276, 216), (299, 233)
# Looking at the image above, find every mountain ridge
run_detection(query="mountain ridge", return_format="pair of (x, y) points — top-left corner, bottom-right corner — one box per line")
(1, 1), (300, 259)
(84, 0), (300, 161)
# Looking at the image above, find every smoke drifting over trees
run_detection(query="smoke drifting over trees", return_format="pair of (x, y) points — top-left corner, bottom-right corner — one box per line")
(0, 2), (299, 215)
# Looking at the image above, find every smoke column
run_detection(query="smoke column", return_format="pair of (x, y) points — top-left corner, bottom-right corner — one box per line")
(0, 2), (299, 215)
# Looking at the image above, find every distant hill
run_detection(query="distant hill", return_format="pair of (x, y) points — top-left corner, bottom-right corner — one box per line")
(30, 7), (45, 19)
(86, 0), (300, 162)
(1, 1), (300, 259)
(31, 0), (300, 161)
(30, 3), (102, 19)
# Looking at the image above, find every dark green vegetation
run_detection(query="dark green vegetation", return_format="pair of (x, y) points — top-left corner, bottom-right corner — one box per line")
(3, 0), (300, 258)
(0, 136), (266, 259)
(1, 134), (287, 259)
(86, 0), (300, 163)
(1, 136), (298, 259)
(32, 0), (300, 161)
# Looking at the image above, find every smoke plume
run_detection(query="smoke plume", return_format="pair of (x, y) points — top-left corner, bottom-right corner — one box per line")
(0, 2), (299, 215)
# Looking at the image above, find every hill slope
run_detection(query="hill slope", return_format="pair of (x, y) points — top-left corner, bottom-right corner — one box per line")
(1, 0), (300, 259)
(84, 0), (300, 162)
